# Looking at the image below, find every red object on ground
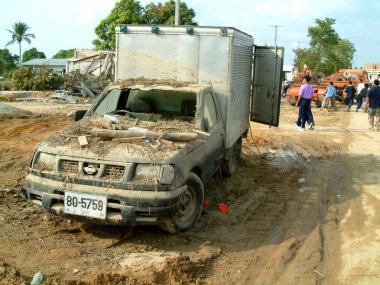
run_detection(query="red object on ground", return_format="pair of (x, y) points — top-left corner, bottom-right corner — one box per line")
(203, 200), (209, 207)
(218, 203), (229, 214)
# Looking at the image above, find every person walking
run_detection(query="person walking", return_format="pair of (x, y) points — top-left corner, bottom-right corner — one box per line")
(356, 82), (368, 112)
(344, 81), (356, 111)
(357, 78), (365, 94)
(295, 75), (314, 131)
(282, 81), (290, 98)
(320, 81), (337, 110)
(364, 79), (380, 130)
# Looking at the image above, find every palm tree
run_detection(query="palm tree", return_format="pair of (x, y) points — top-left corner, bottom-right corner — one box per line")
(5, 22), (35, 66)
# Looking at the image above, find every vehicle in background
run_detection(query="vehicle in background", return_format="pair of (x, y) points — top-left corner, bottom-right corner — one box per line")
(285, 72), (325, 107)
(321, 68), (369, 102)
(285, 68), (369, 106)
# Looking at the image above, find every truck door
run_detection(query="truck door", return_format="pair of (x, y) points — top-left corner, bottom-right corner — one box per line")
(251, 46), (284, 127)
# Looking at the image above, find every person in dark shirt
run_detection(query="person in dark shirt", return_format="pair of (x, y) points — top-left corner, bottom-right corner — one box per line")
(344, 81), (356, 111)
(364, 79), (380, 130)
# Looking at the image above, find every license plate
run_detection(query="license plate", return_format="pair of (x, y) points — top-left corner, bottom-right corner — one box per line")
(64, 191), (107, 219)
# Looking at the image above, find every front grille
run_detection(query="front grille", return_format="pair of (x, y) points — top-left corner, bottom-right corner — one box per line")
(61, 160), (79, 174)
(59, 160), (125, 181)
(103, 165), (125, 180)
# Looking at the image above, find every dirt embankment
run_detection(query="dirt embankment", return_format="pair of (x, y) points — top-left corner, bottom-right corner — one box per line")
(1, 98), (380, 285)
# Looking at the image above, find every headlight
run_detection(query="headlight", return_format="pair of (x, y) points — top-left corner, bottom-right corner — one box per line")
(34, 152), (56, 172)
(134, 164), (174, 185)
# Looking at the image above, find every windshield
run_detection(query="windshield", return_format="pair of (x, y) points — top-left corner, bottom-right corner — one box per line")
(92, 88), (197, 122)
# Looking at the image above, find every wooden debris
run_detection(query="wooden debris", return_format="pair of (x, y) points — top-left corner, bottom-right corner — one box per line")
(78, 135), (89, 147)
(90, 128), (198, 142)
(112, 136), (146, 143)
(313, 270), (326, 279)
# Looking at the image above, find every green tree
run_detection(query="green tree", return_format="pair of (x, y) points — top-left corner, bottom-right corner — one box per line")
(0, 49), (18, 76)
(22, 48), (46, 63)
(144, 0), (197, 25)
(293, 18), (355, 75)
(5, 22), (35, 66)
(93, 0), (197, 51)
(52, 49), (75, 59)
(93, 0), (144, 51)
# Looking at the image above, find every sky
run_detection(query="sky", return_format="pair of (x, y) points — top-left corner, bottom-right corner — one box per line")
(1, 0), (379, 68)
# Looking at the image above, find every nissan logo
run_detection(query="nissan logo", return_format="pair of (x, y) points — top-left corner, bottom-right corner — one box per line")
(83, 164), (98, 175)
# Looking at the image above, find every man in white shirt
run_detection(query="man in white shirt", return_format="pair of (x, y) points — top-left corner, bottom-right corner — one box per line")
(357, 78), (365, 94)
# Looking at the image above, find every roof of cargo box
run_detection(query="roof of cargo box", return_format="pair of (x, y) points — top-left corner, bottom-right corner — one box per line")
(115, 25), (253, 41)
(108, 77), (209, 92)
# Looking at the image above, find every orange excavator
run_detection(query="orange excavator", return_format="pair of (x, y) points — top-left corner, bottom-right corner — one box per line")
(285, 65), (326, 107)
(321, 68), (369, 102)
(286, 66), (370, 106)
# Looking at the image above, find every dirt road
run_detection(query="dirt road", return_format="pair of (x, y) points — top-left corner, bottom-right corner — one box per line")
(0, 97), (379, 285)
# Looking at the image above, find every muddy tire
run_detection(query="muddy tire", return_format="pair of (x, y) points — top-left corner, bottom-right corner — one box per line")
(334, 75), (346, 82)
(158, 173), (204, 233)
(287, 96), (297, 106)
(221, 138), (242, 177)
(315, 95), (324, 108)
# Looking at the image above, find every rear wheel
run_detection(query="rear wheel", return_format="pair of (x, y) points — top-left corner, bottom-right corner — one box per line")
(221, 138), (242, 177)
(158, 172), (204, 233)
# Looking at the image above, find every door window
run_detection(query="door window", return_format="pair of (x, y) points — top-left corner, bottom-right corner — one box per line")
(203, 93), (217, 132)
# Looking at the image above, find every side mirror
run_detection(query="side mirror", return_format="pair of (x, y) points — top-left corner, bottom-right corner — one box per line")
(73, 110), (87, 121)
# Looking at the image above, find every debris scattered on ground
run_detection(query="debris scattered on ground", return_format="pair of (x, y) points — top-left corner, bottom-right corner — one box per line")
(51, 91), (80, 103)
(31, 271), (43, 285)
(218, 203), (229, 214)
(298, 178), (306, 183)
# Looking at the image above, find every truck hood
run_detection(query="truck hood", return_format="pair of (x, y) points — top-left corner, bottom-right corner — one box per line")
(38, 115), (203, 164)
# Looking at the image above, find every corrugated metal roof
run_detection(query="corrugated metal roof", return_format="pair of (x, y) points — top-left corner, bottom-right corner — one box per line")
(22, 58), (67, 66)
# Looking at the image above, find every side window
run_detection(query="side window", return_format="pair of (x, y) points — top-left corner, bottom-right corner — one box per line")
(203, 92), (217, 132)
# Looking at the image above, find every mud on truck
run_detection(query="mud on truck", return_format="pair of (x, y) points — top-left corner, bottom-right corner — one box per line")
(25, 25), (283, 233)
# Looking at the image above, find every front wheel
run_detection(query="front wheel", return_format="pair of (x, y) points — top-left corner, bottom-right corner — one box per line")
(315, 95), (324, 108)
(287, 96), (297, 106)
(158, 173), (204, 233)
(327, 101), (332, 112)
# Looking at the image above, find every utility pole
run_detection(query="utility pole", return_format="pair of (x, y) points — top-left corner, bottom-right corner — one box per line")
(296, 41), (302, 71)
(268, 24), (284, 80)
(297, 41), (301, 50)
(175, 0), (180, 25)
(268, 24), (284, 48)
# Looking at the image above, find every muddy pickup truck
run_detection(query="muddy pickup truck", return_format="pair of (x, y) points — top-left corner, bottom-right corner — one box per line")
(25, 25), (283, 233)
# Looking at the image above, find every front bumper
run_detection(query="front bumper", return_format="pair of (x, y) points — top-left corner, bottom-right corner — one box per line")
(25, 174), (186, 225)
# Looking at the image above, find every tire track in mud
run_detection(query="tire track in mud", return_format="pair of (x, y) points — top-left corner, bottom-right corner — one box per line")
(193, 143), (324, 284)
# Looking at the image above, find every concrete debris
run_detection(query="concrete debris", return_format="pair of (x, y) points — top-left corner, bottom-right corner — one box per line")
(0, 102), (33, 118)
(51, 91), (79, 103)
